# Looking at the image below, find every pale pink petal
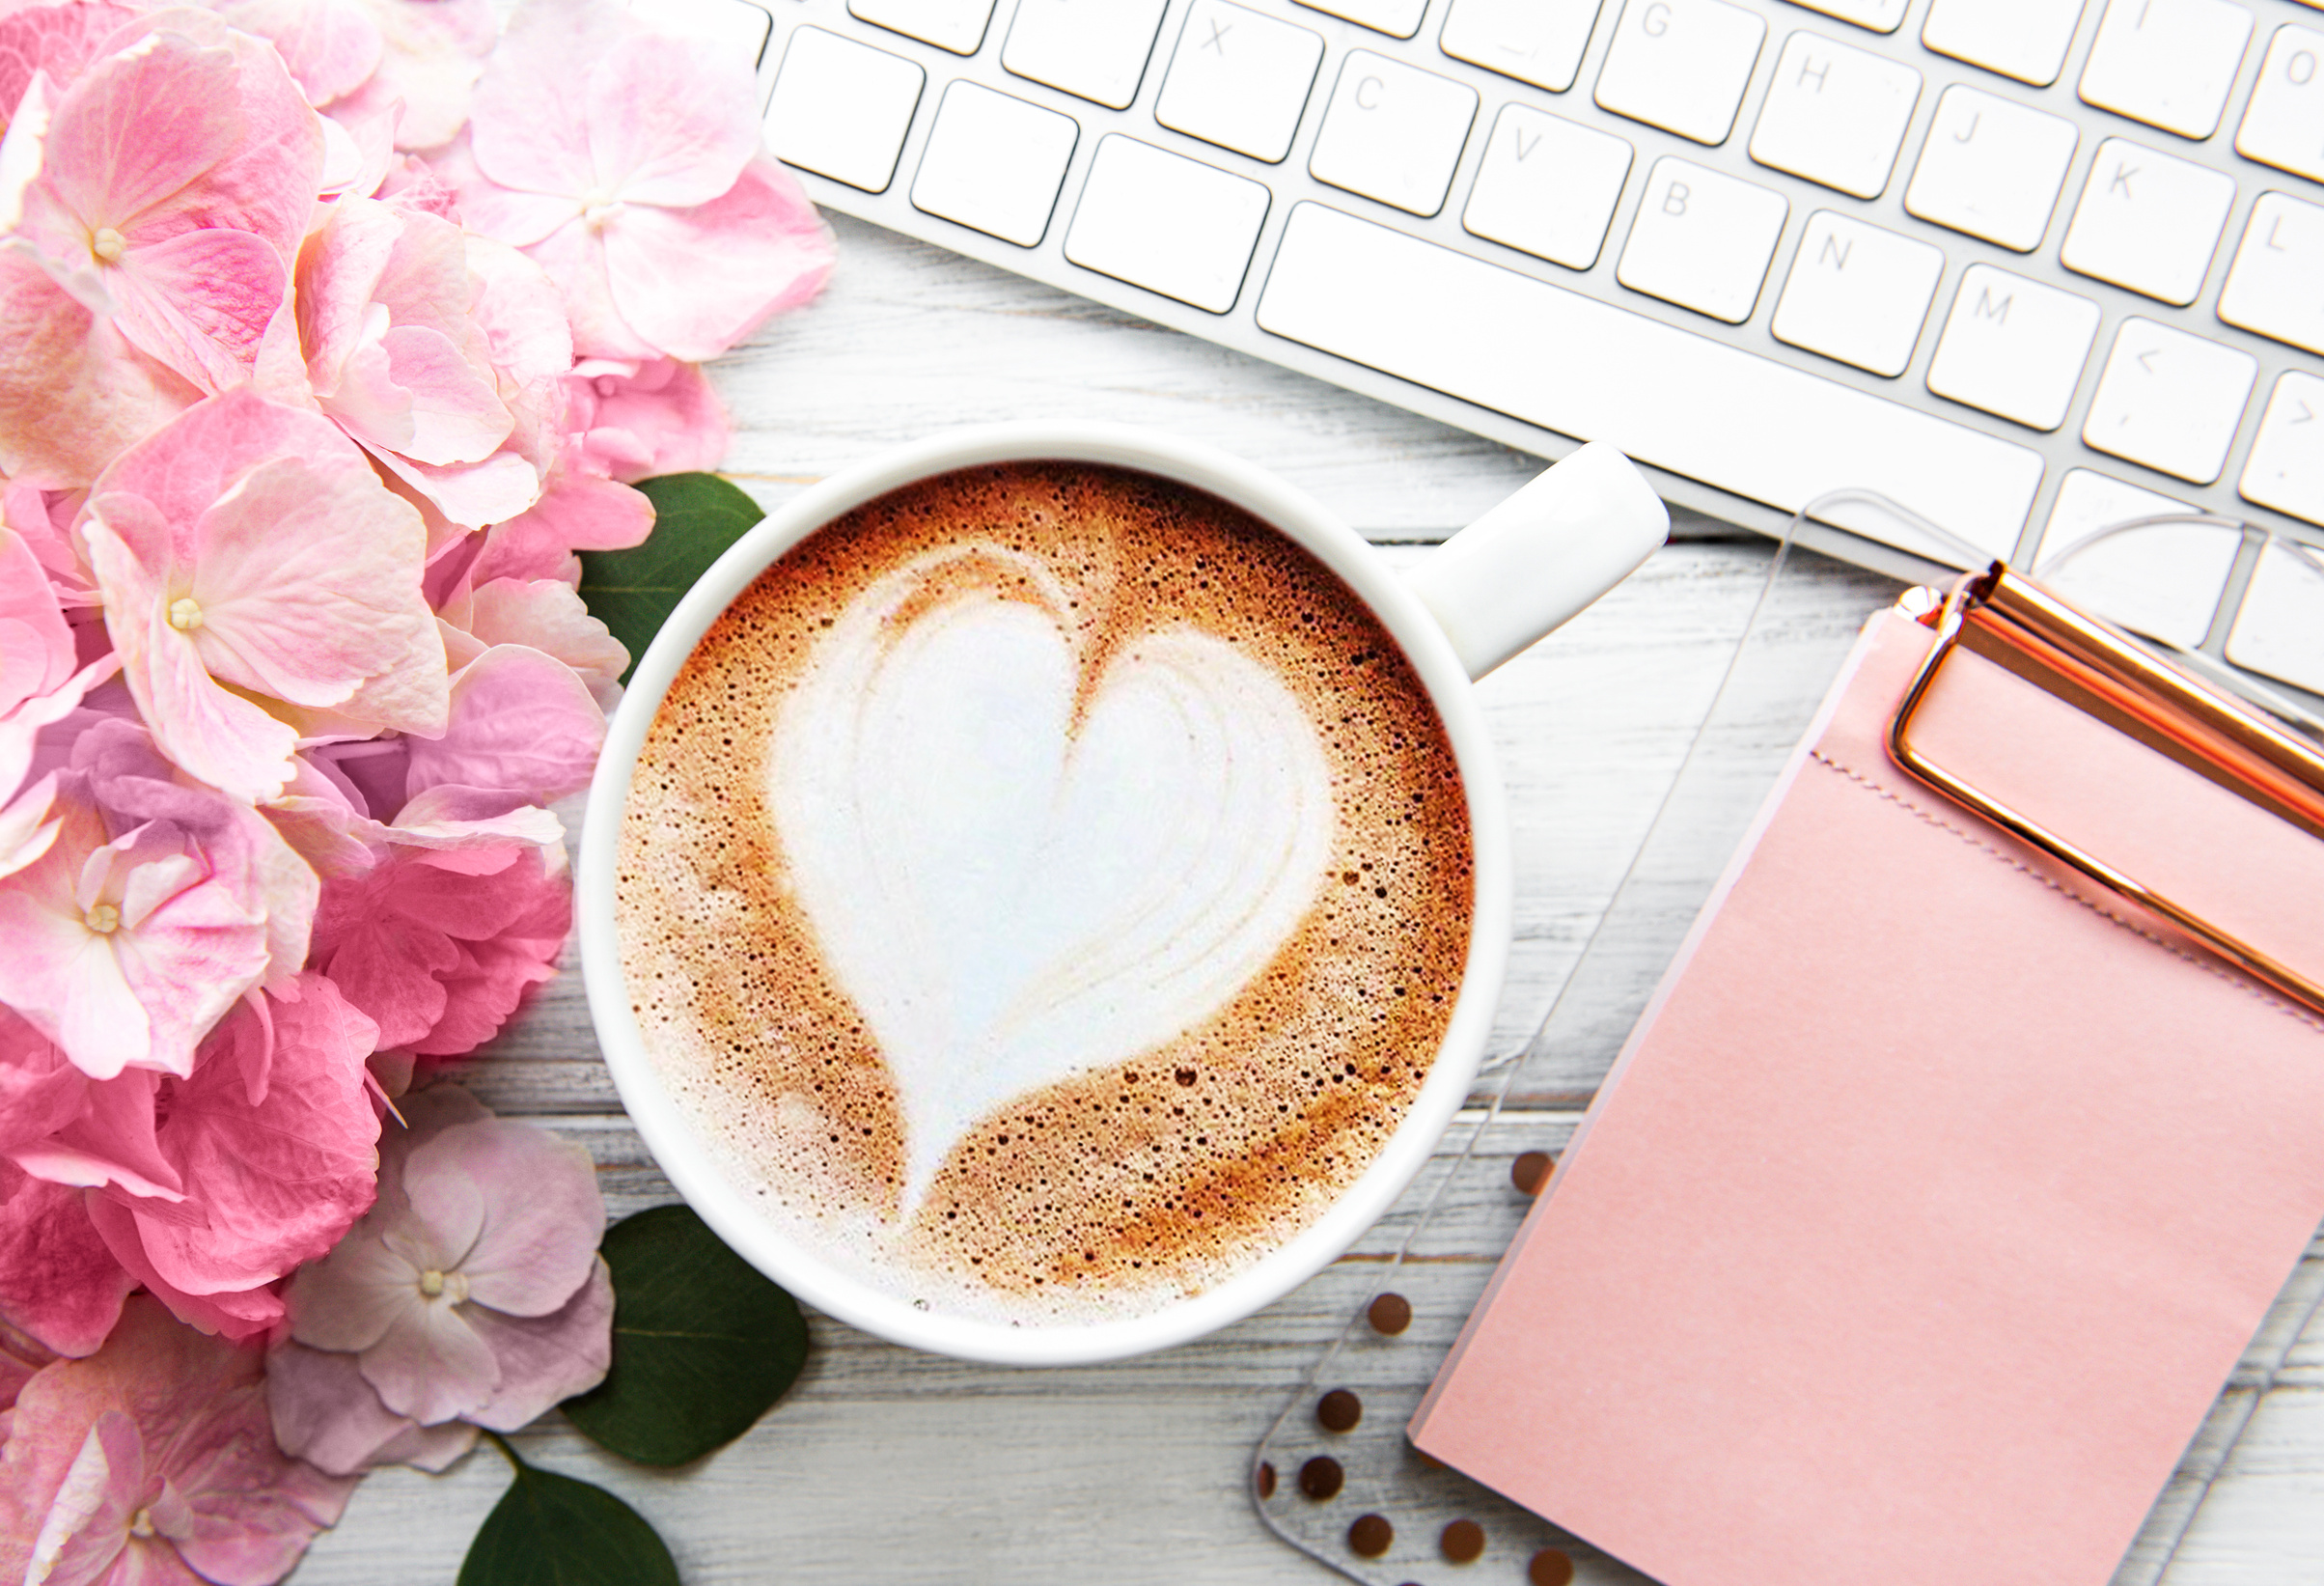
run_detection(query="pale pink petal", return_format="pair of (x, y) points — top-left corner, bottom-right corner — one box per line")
(0, 250), (199, 487)
(0, 4), (140, 123)
(463, 236), (571, 386)
(460, 579), (626, 701)
(285, 1224), (422, 1355)
(599, 156), (835, 361)
(337, 0), (494, 151)
(34, 36), (245, 237)
(462, 0), (617, 198)
(382, 785), (564, 870)
(517, 214), (648, 360)
(572, 357), (729, 483)
(352, 1287), (497, 1424)
(365, 438), (543, 532)
(0, 1162), (134, 1356)
(375, 323), (512, 464)
(404, 1119), (599, 1317)
(580, 30), (756, 209)
(0, 770), (62, 880)
(107, 229), (286, 395)
(474, 473), (652, 583)
(264, 1339), (477, 1476)
(463, 1255), (611, 1431)
(0, 816), (157, 1079)
(401, 643), (602, 804)
(205, 0), (383, 107)
(292, 197), (398, 394)
(440, 167), (574, 248)
(126, 975), (380, 1298)
(24, 1407), (140, 1586)
(0, 525), (75, 704)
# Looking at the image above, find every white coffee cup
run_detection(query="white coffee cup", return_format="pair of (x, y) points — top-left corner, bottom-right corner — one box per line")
(578, 424), (1665, 1364)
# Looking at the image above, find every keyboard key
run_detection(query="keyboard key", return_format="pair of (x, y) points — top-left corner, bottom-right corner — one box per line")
(1903, 87), (2078, 252)
(1309, 51), (1480, 216)
(2080, 318), (2256, 484)
(1770, 210), (1944, 376)
(1618, 158), (1787, 322)
(2077, 0), (2253, 140)
(1463, 106), (1634, 269)
(631, 0), (770, 68)
(2059, 139), (2234, 306)
(1921, 0), (2085, 86)
(1748, 31), (1922, 199)
(1925, 264), (2100, 431)
(2218, 193), (2324, 356)
(1256, 202), (2044, 558)
(2237, 26), (2324, 185)
(1440, 0), (1605, 93)
(910, 82), (1079, 247)
(2036, 471), (2227, 649)
(1296, 0), (1428, 39)
(2240, 372), (2324, 527)
(847, 0), (995, 55)
(1784, 0), (1907, 33)
(2226, 535), (2324, 694)
(765, 27), (926, 194)
(1003, 0), (1170, 110)
(1065, 135), (1270, 313)
(1154, 0), (1324, 163)
(1594, 0), (1767, 146)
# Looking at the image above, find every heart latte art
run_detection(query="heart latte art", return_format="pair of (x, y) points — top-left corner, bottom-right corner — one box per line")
(618, 464), (1473, 1324)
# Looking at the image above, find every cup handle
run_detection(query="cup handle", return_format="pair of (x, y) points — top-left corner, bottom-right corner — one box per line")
(1402, 441), (1669, 682)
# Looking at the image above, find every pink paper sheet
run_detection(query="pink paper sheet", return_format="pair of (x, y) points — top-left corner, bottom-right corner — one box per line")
(1412, 610), (2324, 1586)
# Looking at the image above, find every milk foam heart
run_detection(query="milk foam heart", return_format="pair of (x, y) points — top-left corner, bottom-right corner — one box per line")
(769, 545), (1336, 1215)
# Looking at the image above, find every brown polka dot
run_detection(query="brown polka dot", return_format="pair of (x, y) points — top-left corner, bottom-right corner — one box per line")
(1440, 1518), (1485, 1563)
(1316, 1387), (1363, 1433)
(1298, 1456), (1344, 1500)
(1348, 1514), (1395, 1558)
(1254, 1461), (1276, 1499)
(1510, 1151), (1555, 1196)
(1528, 1546), (1575, 1586)
(1368, 1291), (1413, 1335)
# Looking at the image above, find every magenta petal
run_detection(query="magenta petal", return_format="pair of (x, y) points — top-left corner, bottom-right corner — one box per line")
(82, 1198), (286, 1342)
(600, 157), (835, 361)
(11, 1067), (184, 1203)
(264, 1339), (477, 1478)
(463, 1255), (611, 1432)
(0, 1164), (133, 1356)
(403, 1120), (600, 1317)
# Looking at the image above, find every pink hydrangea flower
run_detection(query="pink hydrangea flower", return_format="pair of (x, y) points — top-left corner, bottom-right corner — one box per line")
(64, 972), (382, 1343)
(445, 0), (833, 362)
(329, 0), (498, 153)
(2, 524), (119, 818)
(565, 357), (729, 483)
(295, 195), (563, 534)
(283, 1084), (610, 1430)
(0, 4), (141, 128)
(308, 808), (568, 1057)
(263, 1334), (479, 1476)
(0, 1295), (355, 1586)
(0, 718), (318, 1078)
(0, 17), (323, 484)
(437, 579), (628, 711)
(78, 391), (449, 804)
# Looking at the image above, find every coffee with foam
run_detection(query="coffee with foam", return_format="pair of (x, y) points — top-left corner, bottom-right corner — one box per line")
(616, 463), (1472, 1324)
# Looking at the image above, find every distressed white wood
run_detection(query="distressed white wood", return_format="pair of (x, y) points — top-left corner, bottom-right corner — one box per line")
(290, 213), (2324, 1586)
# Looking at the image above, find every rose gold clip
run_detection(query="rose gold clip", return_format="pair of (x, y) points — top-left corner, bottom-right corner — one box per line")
(1889, 561), (2324, 1018)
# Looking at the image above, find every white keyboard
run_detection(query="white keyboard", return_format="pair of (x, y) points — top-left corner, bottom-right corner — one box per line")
(662, 0), (2324, 700)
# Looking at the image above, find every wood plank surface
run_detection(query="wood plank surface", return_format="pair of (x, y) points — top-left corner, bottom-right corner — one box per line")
(291, 214), (2324, 1586)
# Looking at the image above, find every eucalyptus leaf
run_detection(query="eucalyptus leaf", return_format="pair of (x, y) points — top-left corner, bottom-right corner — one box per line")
(562, 1204), (809, 1467)
(577, 472), (765, 682)
(456, 1443), (679, 1586)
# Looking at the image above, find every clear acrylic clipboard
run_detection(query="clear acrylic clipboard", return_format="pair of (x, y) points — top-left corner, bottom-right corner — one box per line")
(1250, 497), (2324, 1586)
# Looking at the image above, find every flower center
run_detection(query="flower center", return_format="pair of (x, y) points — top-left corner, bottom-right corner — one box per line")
(90, 226), (125, 264)
(417, 1268), (469, 1303)
(85, 903), (120, 935)
(580, 193), (624, 229)
(167, 597), (204, 631)
(127, 1507), (154, 1539)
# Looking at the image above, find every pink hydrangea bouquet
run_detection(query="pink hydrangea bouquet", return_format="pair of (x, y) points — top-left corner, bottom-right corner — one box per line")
(0, 0), (833, 1577)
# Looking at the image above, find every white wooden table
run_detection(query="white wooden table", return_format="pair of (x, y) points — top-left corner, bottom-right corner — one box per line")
(295, 214), (2324, 1586)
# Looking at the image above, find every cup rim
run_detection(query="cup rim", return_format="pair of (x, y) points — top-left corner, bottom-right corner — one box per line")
(577, 422), (1513, 1365)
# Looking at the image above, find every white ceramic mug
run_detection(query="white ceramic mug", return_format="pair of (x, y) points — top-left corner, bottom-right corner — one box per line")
(578, 423), (1666, 1364)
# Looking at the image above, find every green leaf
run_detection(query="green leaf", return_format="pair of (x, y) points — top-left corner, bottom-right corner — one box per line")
(576, 473), (765, 683)
(562, 1204), (809, 1467)
(457, 1442), (680, 1586)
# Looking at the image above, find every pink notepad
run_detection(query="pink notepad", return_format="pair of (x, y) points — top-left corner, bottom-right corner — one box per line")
(1411, 609), (2324, 1586)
